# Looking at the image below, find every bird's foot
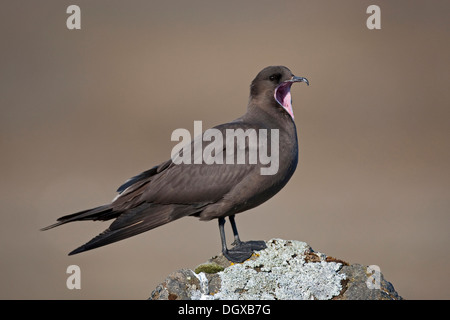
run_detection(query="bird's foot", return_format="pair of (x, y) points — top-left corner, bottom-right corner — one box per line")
(232, 240), (267, 251)
(223, 240), (267, 263)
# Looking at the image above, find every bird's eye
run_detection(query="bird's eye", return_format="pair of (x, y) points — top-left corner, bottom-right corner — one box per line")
(269, 74), (281, 82)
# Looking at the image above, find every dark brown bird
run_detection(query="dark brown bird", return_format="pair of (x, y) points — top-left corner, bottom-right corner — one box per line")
(41, 66), (309, 262)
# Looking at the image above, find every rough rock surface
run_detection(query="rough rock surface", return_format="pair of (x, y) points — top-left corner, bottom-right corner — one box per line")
(149, 239), (402, 300)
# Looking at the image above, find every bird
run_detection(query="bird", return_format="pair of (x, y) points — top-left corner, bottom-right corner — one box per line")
(41, 66), (309, 262)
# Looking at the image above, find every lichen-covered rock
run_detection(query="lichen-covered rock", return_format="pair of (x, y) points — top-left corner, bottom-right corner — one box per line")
(336, 264), (402, 300)
(149, 239), (402, 300)
(150, 269), (201, 300)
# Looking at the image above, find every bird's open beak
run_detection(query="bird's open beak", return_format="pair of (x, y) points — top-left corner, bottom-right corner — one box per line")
(288, 75), (309, 86)
(274, 75), (309, 120)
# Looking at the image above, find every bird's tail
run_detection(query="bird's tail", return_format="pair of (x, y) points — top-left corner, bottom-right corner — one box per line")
(40, 204), (116, 231)
(67, 203), (203, 255)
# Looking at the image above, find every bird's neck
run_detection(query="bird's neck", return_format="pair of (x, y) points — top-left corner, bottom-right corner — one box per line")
(246, 96), (295, 127)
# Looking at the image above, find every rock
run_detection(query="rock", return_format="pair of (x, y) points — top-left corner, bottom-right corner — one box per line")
(149, 239), (402, 300)
(336, 264), (402, 300)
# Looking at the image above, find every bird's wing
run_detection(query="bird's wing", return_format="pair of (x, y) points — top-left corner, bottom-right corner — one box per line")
(112, 120), (262, 207)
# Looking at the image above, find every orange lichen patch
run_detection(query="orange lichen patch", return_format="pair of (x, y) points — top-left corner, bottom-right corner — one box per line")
(303, 251), (349, 266)
(325, 256), (349, 266)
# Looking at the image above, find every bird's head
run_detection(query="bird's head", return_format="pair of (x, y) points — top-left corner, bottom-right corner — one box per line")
(249, 66), (309, 119)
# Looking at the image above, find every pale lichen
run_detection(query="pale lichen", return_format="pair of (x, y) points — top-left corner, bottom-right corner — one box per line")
(190, 239), (347, 300)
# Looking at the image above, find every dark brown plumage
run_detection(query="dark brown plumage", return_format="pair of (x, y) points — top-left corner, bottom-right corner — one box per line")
(42, 66), (309, 262)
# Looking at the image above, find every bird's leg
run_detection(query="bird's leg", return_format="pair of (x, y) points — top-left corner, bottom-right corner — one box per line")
(218, 216), (252, 263)
(229, 215), (266, 251)
(229, 215), (242, 246)
(217, 215), (267, 263)
(218, 217), (228, 255)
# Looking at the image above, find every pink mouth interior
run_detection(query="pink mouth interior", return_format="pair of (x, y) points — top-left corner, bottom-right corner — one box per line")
(274, 82), (294, 119)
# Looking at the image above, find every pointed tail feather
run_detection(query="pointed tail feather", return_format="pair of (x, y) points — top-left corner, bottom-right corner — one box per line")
(68, 203), (204, 255)
(40, 204), (116, 231)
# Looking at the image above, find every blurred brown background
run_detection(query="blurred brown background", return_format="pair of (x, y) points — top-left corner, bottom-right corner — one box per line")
(1, 0), (449, 299)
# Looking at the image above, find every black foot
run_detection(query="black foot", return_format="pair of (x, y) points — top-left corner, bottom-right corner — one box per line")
(224, 240), (267, 263)
(232, 240), (267, 251)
